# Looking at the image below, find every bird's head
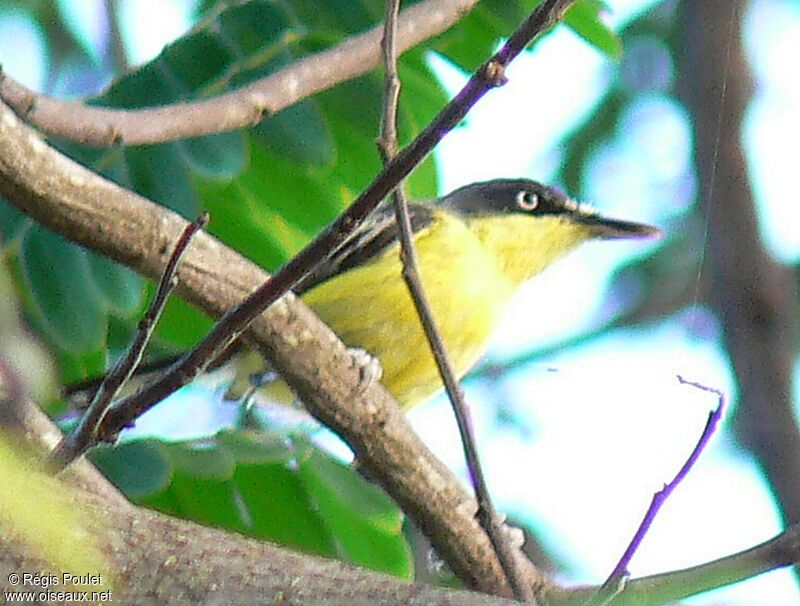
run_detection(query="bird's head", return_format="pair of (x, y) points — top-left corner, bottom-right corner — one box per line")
(439, 178), (661, 283)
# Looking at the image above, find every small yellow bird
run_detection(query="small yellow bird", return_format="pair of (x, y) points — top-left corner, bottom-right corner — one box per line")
(283, 178), (660, 408)
(67, 179), (660, 411)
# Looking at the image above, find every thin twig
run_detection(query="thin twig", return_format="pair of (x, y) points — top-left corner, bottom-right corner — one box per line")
(47, 213), (209, 472)
(588, 376), (726, 604)
(377, 0), (532, 601)
(0, 0), (481, 146)
(557, 521), (800, 606)
(617, 522), (800, 604)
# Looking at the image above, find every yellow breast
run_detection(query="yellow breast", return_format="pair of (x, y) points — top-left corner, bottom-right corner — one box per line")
(301, 212), (515, 408)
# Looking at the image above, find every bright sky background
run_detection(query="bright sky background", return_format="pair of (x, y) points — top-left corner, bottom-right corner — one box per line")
(2, 0), (800, 603)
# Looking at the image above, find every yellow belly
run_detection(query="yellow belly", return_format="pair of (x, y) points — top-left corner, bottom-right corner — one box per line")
(301, 213), (515, 408)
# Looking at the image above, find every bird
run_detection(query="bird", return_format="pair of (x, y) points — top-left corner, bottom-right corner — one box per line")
(280, 178), (661, 408)
(65, 179), (660, 411)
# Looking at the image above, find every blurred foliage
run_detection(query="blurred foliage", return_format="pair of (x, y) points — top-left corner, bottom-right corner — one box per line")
(0, 434), (112, 585)
(560, 1), (680, 194)
(0, 0), (623, 581)
(0, 255), (59, 405)
(90, 430), (413, 577)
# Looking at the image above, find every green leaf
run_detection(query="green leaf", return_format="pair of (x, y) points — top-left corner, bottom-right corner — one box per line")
(298, 440), (412, 577)
(0, 199), (30, 246)
(431, 0), (515, 71)
(20, 227), (106, 354)
(217, 0), (299, 56)
(150, 443), (245, 531)
(277, 0), (378, 33)
(254, 96), (335, 166)
(101, 61), (183, 108)
(85, 252), (144, 318)
(149, 289), (214, 351)
(160, 29), (238, 93)
(52, 346), (108, 387)
(90, 441), (174, 500)
(123, 144), (201, 218)
(216, 429), (298, 465)
(231, 449), (338, 555)
(92, 432), (410, 573)
(246, 45), (335, 167)
(196, 138), (342, 270)
(300, 439), (401, 532)
(168, 441), (237, 480)
(13, 0), (578, 391)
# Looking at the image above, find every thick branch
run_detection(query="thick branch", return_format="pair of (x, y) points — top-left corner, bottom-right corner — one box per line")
(0, 395), (523, 606)
(5, 360), (800, 605)
(3, 494), (520, 606)
(87, 0), (575, 465)
(0, 0), (479, 146)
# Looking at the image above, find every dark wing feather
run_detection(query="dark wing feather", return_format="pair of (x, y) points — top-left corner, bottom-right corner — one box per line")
(294, 203), (435, 294)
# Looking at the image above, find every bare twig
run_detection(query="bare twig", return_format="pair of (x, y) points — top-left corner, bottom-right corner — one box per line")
(0, 0), (481, 146)
(377, 1), (402, 162)
(554, 522), (800, 606)
(47, 213), (208, 471)
(618, 522), (800, 604)
(588, 377), (726, 605)
(377, 0), (532, 601)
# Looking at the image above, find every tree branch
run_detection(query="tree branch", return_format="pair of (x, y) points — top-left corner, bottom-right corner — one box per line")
(589, 378), (726, 605)
(0, 0), (480, 146)
(552, 523), (800, 606)
(46, 214), (208, 472)
(0, 393), (525, 606)
(4, 353), (800, 604)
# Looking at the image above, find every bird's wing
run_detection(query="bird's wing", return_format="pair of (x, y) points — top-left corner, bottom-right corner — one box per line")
(294, 203), (435, 294)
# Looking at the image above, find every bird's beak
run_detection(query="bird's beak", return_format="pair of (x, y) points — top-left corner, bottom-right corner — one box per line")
(571, 210), (663, 240)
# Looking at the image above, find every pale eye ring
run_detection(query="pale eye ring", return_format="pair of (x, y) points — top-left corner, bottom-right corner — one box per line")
(516, 190), (539, 211)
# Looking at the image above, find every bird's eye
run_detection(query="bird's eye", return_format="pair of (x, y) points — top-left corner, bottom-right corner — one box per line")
(515, 190), (539, 211)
